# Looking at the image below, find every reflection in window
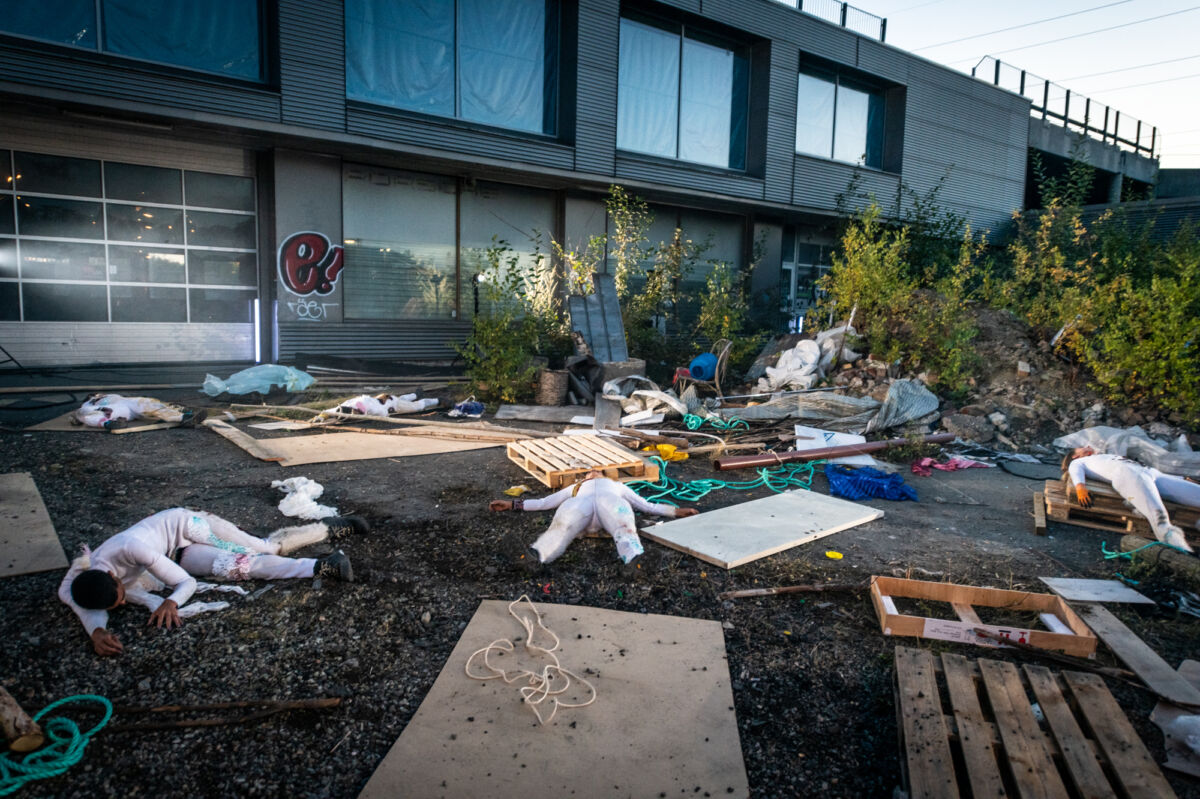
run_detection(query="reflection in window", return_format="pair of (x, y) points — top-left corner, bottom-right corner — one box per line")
(342, 167), (457, 320)
(15, 152), (102, 196)
(105, 162), (182, 204)
(0, 197), (13, 235)
(345, 0), (558, 135)
(0, 1), (263, 80)
(617, 17), (748, 170)
(111, 285), (187, 322)
(795, 69), (884, 168)
(22, 282), (108, 321)
(186, 172), (255, 212)
(108, 247), (186, 283)
(20, 241), (107, 281)
(0, 240), (15, 278)
(186, 211), (256, 249)
(189, 288), (255, 323)
(188, 251), (257, 286)
(17, 197), (104, 239)
(107, 205), (184, 245)
(0, 281), (17, 320)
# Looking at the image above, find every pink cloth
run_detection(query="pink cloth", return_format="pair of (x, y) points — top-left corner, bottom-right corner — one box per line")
(911, 457), (992, 477)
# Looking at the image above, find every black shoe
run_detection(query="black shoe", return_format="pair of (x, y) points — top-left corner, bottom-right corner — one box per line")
(325, 515), (369, 539)
(315, 550), (354, 583)
(103, 418), (127, 432)
(178, 408), (209, 428)
(499, 531), (541, 573)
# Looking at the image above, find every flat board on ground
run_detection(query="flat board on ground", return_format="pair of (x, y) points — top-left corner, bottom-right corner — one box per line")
(25, 411), (102, 432)
(639, 489), (883, 569)
(358, 599), (747, 799)
(0, 472), (67, 577)
(262, 432), (500, 467)
(1038, 577), (1154, 604)
(494, 404), (581, 423)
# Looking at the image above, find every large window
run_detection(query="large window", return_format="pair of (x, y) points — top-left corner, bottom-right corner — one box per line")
(796, 69), (884, 168)
(346, 0), (560, 136)
(0, 1), (264, 81)
(341, 166), (555, 321)
(0, 151), (257, 323)
(617, 17), (748, 170)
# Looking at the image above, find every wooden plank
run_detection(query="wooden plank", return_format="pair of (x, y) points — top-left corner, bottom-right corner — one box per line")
(202, 419), (283, 462)
(1038, 578), (1153, 605)
(1034, 491), (1047, 536)
(1151, 659), (1200, 778)
(1073, 602), (1200, 707)
(494, 404), (580, 423)
(895, 647), (960, 799)
(1022, 665), (1112, 799)
(0, 472), (67, 578)
(1063, 671), (1179, 799)
(977, 659), (1069, 799)
(951, 603), (982, 625)
(594, 273), (629, 362)
(940, 654), (1006, 799)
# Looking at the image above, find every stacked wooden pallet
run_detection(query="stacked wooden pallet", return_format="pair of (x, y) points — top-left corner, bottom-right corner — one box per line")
(895, 646), (1177, 799)
(1041, 478), (1200, 537)
(506, 434), (658, 489)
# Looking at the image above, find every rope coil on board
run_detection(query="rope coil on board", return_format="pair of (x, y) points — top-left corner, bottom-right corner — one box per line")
(0, 694), (112, 796)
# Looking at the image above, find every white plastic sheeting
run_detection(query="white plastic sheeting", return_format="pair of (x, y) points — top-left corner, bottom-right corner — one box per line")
(754, 325), (861, 394)
(721, 378), (939, 435)
(272, 476), (339, 520)
(1054, 426), (1200, 477)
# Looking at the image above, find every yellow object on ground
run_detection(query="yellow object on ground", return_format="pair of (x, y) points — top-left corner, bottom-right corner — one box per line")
(825, 551), (843, 560)
(643, 444), (688, 462)
(504, 485), (532, 497)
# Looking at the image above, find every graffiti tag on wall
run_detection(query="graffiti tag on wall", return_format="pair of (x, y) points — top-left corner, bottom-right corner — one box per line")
(278, 231), (344, 296)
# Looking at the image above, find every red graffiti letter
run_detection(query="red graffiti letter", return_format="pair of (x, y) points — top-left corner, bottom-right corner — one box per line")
(279, 232), (344, 296)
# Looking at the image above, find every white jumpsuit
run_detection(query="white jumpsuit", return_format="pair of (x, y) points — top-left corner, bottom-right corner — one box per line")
(73, 394), (188, 428)
(1068, 453), (1200, 551)
(522, 477), (680, 564)
(58, 508), (318, 637)
(326, 393), (438, 417)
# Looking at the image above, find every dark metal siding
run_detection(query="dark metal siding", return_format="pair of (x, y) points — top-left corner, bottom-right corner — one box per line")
(764, 42), (800, 204)
(278, 321), (473, 361)
(792, 157), (899, 213)
(615, 155), (764, 199)
(279, 0), (346, 131)
(0, 42), (281, 120)
(575, 0), (620, 175)
(347, 106), (575, 170)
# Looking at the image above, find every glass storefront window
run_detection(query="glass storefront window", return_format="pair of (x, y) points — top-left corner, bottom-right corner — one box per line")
(0, 147), (256, 323)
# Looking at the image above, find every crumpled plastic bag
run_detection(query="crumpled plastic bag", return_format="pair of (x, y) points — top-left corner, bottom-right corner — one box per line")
(271, 476), (338, 520)
(202, 364), (315, 397)
(864, 379), (941, 434)
(1053, 425), (1200, 477)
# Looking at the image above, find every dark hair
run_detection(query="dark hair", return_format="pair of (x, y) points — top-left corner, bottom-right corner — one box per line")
(1060, 451), (1076, 475)
(71, 569), (119, 610)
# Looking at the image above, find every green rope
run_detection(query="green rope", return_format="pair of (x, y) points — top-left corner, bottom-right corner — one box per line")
(628, 456), (819, 505)
(0, 694), (112, 796)
(1101, 539), (1191, 560)
(682, 413), (749, 432)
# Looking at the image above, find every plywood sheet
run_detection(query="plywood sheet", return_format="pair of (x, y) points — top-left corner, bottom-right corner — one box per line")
(25, 411), (101, 432)
(494, 405), (581, 423)
(1039, 577), (1154, 604)
(262, 432), (500, 467)
(359, 600), (747, 799)
(0, 472), (67, 577)
(640, 490), (882, 569)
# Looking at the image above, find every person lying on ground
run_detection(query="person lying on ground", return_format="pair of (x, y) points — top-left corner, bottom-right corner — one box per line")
(72, 393), (207, 431)
(313, 392), (438, 422)
(489, 470), (698, 565)
(58, 508), (368, 656)
(1062, 447), (1200, 553)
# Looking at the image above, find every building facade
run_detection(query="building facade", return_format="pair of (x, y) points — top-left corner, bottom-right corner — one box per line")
(0, 0), (1039, 367)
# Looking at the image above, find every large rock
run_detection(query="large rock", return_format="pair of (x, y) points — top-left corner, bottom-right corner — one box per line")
(941, 413), (996, 443)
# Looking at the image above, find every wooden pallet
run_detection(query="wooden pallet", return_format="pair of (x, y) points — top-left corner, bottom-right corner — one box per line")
(895, 646), (1177, 799)
(1042, 479), (1200, 540)
(870, 576), (1097, 658)
(505, 434), (659, 489)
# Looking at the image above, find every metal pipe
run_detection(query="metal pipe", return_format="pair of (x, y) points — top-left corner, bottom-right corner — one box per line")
(712, 432), (955, 471)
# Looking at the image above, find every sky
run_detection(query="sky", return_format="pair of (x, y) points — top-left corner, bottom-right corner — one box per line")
(858, 0), (1200, 169)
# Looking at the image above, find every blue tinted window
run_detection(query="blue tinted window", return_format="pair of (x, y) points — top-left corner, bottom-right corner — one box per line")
(796, 69), (885, 169)
(0, 0), (96, 48)
(102, 0), (262, 80)
(617, 18), (748, 170)
(346, 0), (557, 135)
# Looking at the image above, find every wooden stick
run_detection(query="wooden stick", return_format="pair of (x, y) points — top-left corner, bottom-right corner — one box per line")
(971, 628), (1135, 680)
(713, 432), (955, 471)
(231, 404), (553, 438)
(0, 686), (44, 753)
(718, 581), (866, 600)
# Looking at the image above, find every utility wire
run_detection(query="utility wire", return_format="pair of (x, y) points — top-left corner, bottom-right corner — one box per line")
(990, 6), (1200, 57)
(1086, 69), (1200, 94)
(911, 0), (1133, 51)
(1058, 53), (1200, 82)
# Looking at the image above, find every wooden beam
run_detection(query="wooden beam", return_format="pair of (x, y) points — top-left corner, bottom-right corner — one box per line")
(202, 418), (283, 462)
(0, 686), (44, 753)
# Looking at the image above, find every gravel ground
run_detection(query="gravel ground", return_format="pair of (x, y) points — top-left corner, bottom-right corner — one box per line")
(1, 390), (1198, 798)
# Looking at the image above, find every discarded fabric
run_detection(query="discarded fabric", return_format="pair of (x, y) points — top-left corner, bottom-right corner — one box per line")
(202, 364), (315, 396)
(272, 476), (338, 519)
(448, 397), (485, 418)
(911, 457), (992, 477)
(826, 464), (918, 502)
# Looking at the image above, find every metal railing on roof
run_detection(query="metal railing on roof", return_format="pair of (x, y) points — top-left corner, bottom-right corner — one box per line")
(769, 0), (887, 42)
(972, 56), (1157, 159)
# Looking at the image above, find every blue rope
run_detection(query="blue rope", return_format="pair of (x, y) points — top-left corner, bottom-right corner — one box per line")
(1101, 539), (1191, 560)
(627, 456), (818, 505)
(0, 694), (112, 796)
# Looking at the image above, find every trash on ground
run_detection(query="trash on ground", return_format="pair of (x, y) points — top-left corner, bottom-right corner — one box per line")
(910, 456), (991, 476)
(272, 476), (338, 519)
(826, 465), (919, 502)
(202, 364), (315, 397)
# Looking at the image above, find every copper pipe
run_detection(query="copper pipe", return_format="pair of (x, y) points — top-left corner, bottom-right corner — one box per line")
(712, 432), (955, 471)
